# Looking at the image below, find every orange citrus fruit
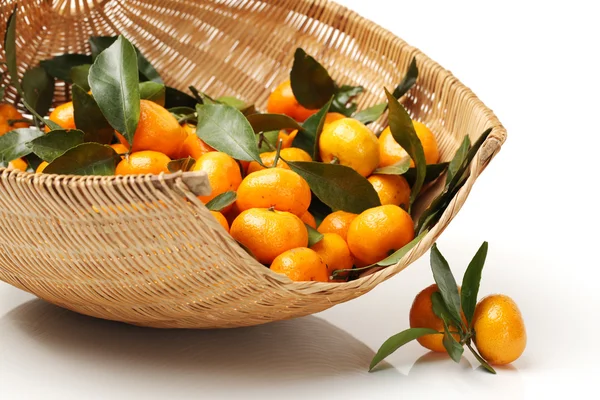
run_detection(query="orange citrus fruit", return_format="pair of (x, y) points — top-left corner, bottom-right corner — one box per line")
(379, 121), (439, 168)
(368, 174), (411, 210)
(277, 129), (298, 149)
(310, 233), (353, 279)
(0, 104), (28, 135)
(8, 158), (27, 171)
(48, 102), (76, 130)
(246, 147), (312, 174)
(270, 247), (328, 282)
(36, 161), (49, 173)
(324, 112), (346, 126)
(210, 210), (230, 233)
(110, 143), (129, 155)
(115, 151), (171, 175)
(236, 168), (311, 217)
(299, 210), (316, 228)
(317, 211), (357, 241)
(267, 80), (318, 122)
(473, 294), (527, 365)
(191, 152), (243, 204)
(230, 208), (308, 264)
(409, 284), (462, 352)
(319, 118), (379, 177)
(178, 123), (215, 159)
(347, 205), (414, 265)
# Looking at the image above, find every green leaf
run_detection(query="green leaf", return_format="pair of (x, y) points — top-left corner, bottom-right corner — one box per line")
(287, 161), (380, 213)
(442, 323), (464, 363)
(447, 135), (470, 185)
(205, 191), (237, 212)
(43, 118), (62, 131)
(331, 85), (363, 116)
(430, 244), (463, 328)
(369, 327), (439, 371)
(353, 102), (387, 124)
(372, 157), (411, 175)
(374, 230), (429, 267)
(0, 127), (44, 162)
(4, 7), (20, 93)
(88, 35), (140, 145)
(256, 130), (279, 152)
(70, 64), (91, 92)
(43, 143), (120, 175)
(40, 54), (93, 81)
(461, 242), (488, 327)
(165, 86), (197, 108)
(89, 36), (117, 59)
(216, 96), (246, 110)
(72, 84), (114, 144)
(91, 36), (162, 82)
(404, 162), (449, 186)
(307, 193), (332, 226)
(28, 129), (84, 162)
(306, 224), (324, 247)
(246, 113), (302, 133)
(466, 342), (496, 374)
(392, 57), (418, 99)
(195, 103), (261, 162)
(431, 291), (452, 322)
(167, 156), (195, 173)
(385, 89), (425, 209)
(189, 86), (217, 105)
(299, 97), (332, 160)
(139, 81), (165, 106)
(290, 48), (335, 109)
(22, 66), (55, 118)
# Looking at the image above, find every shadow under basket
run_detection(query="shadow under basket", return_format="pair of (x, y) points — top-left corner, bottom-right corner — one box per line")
(0, 0), (506, 329)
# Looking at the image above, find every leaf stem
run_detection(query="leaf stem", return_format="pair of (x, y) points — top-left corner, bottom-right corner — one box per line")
(177, 112), (197, 124)
(271, 139), (283, 168)
(466, 341), (496, 374)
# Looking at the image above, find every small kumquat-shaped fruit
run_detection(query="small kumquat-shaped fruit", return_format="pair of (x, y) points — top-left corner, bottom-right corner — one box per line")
(379, 120), (439, 168)
(310, 233), (353, 279)
(267, 80), (318, 122)
(47, 102), (76, 131)
(115, 151), (171, 175)
(192, 152), (243, 205)
(178, 123), (215, 159)
(368, 174), (411, 210)
(317, 211), (357, 241)
(0, 104), (28, 135)
(270, 247), (328, 282)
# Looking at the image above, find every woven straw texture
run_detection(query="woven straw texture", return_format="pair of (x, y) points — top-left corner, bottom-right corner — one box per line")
(0, 0), (506, 328)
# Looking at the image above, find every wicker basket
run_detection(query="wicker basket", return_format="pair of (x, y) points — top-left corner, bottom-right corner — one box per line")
(0, 0), (506, 329)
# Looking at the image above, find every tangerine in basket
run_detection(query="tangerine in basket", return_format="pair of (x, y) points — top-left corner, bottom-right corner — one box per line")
(299, 210), (316, 228)
(246, 147), (312, 174)
(210, 210), (230, 233)
(317, 211), (358, 241)
(230, 208), (308, 264)
(115, 151), (171, 175)
(36, 161), (49, 173)
(8, 158), (27, 171)
(192, 152), (243, 205)
(0, 104), (29, 135)
(270, 247), (328, 282)
(267, 80), (318, 122)
(47, 102), (76, 131)
(310, 233), (353, 279)
(178, 123), (215, 159)
(368, 174), (411, 209)
(277, 129), (298, 149)
(379, 121), (439, 167)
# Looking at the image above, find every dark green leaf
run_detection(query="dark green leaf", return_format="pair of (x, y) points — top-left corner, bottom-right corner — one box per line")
(24, 152), (43, 171)
(4, 7), (19, 93)
(29, 129), (84, 162)
(89, 36), (117, 59)
(195, 103), (261, 162)
(431, 291), (452, 322)
(369, 327), (439, 371)
(299, 97), (332, 160)
(287, 161), (380, 213)
(392, 57), (418, 99)
(372, 157), (411, 175)
(331, 85), (363, 116)
(167, 157), (195, 173)
(404, 162), (449, 186)
(246, 113), (302, 133)
(307, 193), (332, 226)
(44, 143), (120, 175)
(0, 127), (44, 162)
(216, 96), (246, 110)
(43, 118), (62, 131)
(205, 191), (237, 212)
(290, 48), (335, 109)
(430, 244), (463, 328)
(88, 35), (140, 145)
(385, 89), (425, 209)
(466, 342), (496, 374)
(461, 242), (488, 327)
(70, 64), (91, 91)
(447, 135), (470, 185)
(374, 230), (429, 267)
(72, 84), (114, 144)
(22, 66), (55, 118)
(353, 102), (387, 124)
(306, 224), (324, 247)
(139, 81), (165, 106)
(165, 86), (197, 108)
(40, 54), (92, 81)
(189, 86), (217, 105)
(135, 48), (162, 83)
(442, 324), (464, 363)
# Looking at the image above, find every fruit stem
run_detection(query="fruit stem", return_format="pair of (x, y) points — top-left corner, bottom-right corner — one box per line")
(330, 156), (339, 165)
(271, 139), (283, 168)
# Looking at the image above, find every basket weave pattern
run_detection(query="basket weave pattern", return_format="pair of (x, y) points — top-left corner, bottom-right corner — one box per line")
(0, 0), (506, 328)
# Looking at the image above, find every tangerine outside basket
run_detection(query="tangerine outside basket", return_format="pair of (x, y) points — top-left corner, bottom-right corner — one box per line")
(0, 0), (506, 328)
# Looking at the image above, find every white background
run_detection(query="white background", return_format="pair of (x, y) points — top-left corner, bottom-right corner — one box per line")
(1, 0), (599, 398)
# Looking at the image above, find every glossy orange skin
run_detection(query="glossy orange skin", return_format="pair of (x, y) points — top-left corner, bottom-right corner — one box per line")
(317, 211), (357, 241)
(121, 100), (187, 158)
(178, 123), (215, 159)
(299, 210), (317, 228)
(230, 209), (308, 264)
(47, 102), (76, 131)
(473, 295), (527, 365)
(310, 233), (353, 279)
(236, 168), (311, 217)
(277, 129), (298, 149)
(36, 161), (49, 173)
(347, 205), (415, 265)
(410, 284), (461, 352)
(8, 158), (28, 171)
(192, 152), (243, 204)
(0, 104), (28, 135)
(267, 80), (318, 122)
(246, 147), (312, 174)
(115, 151), (171, 175)
(324, 112), (346, 126)
(379, 121), (439, 168)
(110, 143), (129, 156)
(368, 174), (411, 210)
(270, 247), (328, 282)
(210, 211), (230, 233)
(319, 118), (379, 177)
